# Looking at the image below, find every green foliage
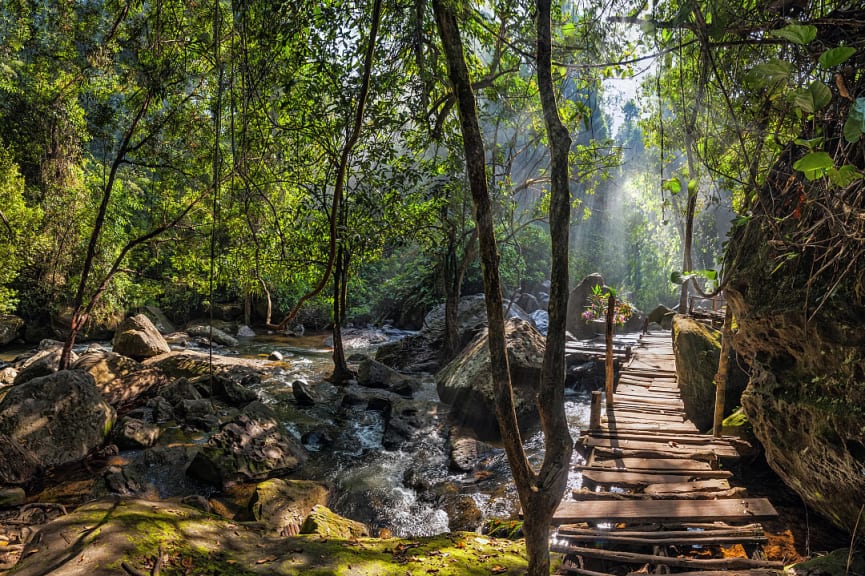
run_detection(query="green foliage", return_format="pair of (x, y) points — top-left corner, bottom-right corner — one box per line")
(0, 145), (41, 313)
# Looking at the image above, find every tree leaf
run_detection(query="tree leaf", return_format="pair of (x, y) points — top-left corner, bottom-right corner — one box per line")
(793, 151), (833, 180)
(827, 165), (863, 188)
(770, 23), (817, 45)
(687, 178), (698, 194)
(843, 115), (864, 143)
(794, 81), (832, 113)
(745, 60), (793, 90)
(662, 178), (681, 195)
(818, 46), (857, 68)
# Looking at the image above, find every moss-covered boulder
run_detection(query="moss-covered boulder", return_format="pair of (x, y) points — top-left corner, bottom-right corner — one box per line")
(436, 318), (544, 442)
(0, 370), (114, 470)
(7, 497), (531, 576)
(249, 478), (328, 536)
(0, 314), (24, 346)
(300, 504), (370, 539)
(726, 208), (865, 535)
(672, 315), (748, 431)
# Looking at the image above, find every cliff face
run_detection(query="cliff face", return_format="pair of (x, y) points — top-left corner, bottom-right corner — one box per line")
(725, 217), (865, 534)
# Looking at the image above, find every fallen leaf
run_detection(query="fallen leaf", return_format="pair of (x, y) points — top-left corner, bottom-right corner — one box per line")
(256, 555), (277, 564)
(491, 566), (507, 574)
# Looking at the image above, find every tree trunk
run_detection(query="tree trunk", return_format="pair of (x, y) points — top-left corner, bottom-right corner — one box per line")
(443, 226), (478, 361)
(434, 1), (574, 574)
(330, 244), (353, 384)
(712, 306), (733, 436)
(432, 0), (533, 497)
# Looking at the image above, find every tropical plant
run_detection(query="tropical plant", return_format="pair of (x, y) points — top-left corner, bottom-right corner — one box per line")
(583, 284), (633, 325)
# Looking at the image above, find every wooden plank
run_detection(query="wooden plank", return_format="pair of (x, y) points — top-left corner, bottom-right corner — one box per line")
(556, 532), (767, 546)
(551, 544), (784, 570)
(553, 498), (778, 524)
(587, 457), (714, 472)
(584, 430), (742, 444)
(572, 486), (748, 501)
(557, 525), (765, 538)
(610, 410), (685, 423)
(644, 479), (731, 494)
(581, 470), (708, 488)
(579, 436), (737, 456)
(626, 571), (781, 576)
(588, 446), (722, 462)
(579, 466), (732, 479)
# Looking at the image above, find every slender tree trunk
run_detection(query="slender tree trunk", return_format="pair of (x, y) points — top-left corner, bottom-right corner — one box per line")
(330, 244), (353, 383)
(713, 306), (733, 436)
(525, 0), (576, 571)
(434, 1), (573, 574)
(443, 227), (478, 361)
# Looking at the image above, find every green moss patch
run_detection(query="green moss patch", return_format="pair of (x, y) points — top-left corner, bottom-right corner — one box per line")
(9, 497), (529, 576)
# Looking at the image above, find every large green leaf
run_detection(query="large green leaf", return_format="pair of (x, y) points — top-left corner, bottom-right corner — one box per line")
(770, 23), (817, 45)
(827, 165), (863, 188)
(818, 46), (857, 68)
(843, 98), (865, 143)
(793, 151), (833, 181)
(745, 60), (793, 90)
(794, 81), (832, 113)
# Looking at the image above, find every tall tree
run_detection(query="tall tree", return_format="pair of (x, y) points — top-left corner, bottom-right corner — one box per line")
(433, 0), (573, 573)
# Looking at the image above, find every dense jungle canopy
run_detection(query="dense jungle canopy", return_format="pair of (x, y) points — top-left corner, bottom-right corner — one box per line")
(0, 0), (861, 338)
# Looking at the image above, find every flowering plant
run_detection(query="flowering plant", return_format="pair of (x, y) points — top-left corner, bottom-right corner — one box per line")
(582, 285), (633, 326)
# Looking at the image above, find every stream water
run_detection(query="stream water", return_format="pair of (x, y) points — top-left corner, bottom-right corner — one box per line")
(230, 330), (593, 537)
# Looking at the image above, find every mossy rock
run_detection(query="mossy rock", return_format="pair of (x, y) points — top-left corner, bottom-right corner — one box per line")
(300, 504), (370, 539)
(792, 548), (865, 576)
(7, 497), (531, 575)
(249, 479), (328, 536)
(482, 518), (524, 539)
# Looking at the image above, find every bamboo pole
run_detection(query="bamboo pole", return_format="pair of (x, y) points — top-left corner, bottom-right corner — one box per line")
(713, 306), (733, 436)
(605, 293), (615, 408)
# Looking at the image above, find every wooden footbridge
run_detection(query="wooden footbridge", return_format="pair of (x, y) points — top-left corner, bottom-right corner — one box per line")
(552, 330), (784, 576)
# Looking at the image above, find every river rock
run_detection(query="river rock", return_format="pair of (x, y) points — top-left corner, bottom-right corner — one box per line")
(529, 309), (549, 336)
(237, 324), (256, 338)
(0, 486), (26, 507)
(144, 350), (266, 379)
(268, 350), (283, 361)
(187, 401), (306, 487)
(113, 314), (171, 359)
(202, 371), (259, 406)
(672, 315), (748, 432)
(186, 324), (239, 347)
(357, 358), (419, 397)
(0, 370), (115, 468)
(292, 380), (317, 406)
(0, 431), (41, 484)
(161, 377), (202, 405)
(565, 273), (605, 340)
(112, 416), (161, 449)
(436, 318), (544, 442)
(12, 343), (73, 385)
(300, 504), (370, 539)
(448, 429), (495, 472)
(249, 478), (329, 536)
(71, 350), (143, 405)
(0, 314), (24, 346)
(0, 366), (17, 386)
(517, 293), (540, 314)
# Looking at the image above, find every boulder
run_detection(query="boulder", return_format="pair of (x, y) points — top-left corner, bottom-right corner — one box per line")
(112, 314), (171, 359)
(0, 486), (26, 507)
(436, 318), (544, 442)
(300, 504), (370, 539)
(186, 324), (239, 347)
(647, 304), (675, 330)
(200, 372), (259, 406)
(139, 306), (176, 335)
(565, 273), (606, 339)
(187, 401), (306, 487)
(357, 358), (419, 397)
(448, 429), (495, 472)
(0, 370), (115, 468)
(237, 324), (256, 338)
(375, 293), (529, 373)
(292, 380), (318, 406)
(672, 315), (748, 431)
(0, 314), (24, 346)
(529, 309), (549, 336)
(249, 478), (329, 536)
(71, 350), (144, 407)
(268, 350), (284, 361)
(517, 293), (540, 314)
(12, 344), (74, 385)
(726, 213), (865, 535)
(0, 431), (41, 484)
(144, 350), (266, 379)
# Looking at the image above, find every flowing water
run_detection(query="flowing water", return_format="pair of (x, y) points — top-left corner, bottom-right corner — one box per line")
(233, 330), (593, 537)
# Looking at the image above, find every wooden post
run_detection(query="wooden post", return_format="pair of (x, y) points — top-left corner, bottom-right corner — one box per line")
(590, 390), (602, 430)
(605, 293), (615, 408)
(713, 306), (733, 437)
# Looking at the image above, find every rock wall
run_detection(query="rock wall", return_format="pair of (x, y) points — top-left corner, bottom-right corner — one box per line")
(726, 218), (865, 534)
